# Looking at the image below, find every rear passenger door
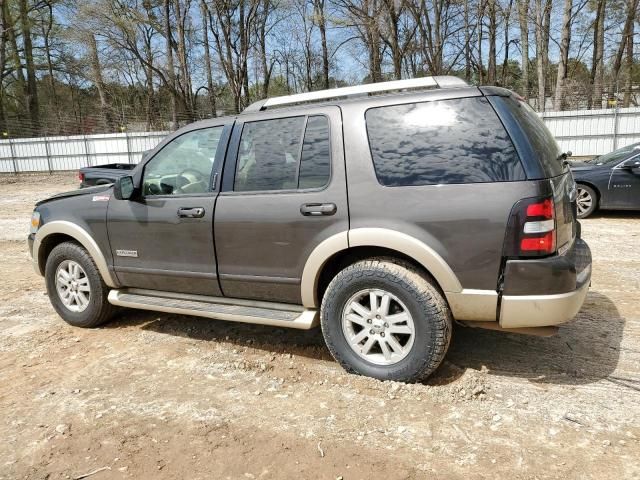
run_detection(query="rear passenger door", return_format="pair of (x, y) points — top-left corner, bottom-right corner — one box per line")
(214, 107), (347, 304)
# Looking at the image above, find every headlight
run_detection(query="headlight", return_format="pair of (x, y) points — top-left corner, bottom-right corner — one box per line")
(30, 211), (41, 234)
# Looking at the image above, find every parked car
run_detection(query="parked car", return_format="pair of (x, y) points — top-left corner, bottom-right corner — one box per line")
(570, 142), (640, 218)
(28, 77), (591, 383)
(78, 151), (152, 188)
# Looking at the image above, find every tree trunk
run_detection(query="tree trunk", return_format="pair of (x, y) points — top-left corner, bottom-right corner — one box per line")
(164, 0), (178, 128)
(590, 0), (606, 109)
(518, 0), (529, 98)
(200, 0), (217, 116)
(314, 0), (330, 88)
(611, 0), (639, 90)
(501, 0), (513, 86)
(0, 0), (7, 136)
(464, 0), (471, 82)
(87, 33), (114, 132)
(534, 0), (552, 111)
(553, 0), (572, 111)
(19, 0), (39, 134)
(622, 8), (635, 107)
(487, 0), (497, 84)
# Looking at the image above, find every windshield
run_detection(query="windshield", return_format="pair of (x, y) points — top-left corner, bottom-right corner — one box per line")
(588, 143), (640, 165)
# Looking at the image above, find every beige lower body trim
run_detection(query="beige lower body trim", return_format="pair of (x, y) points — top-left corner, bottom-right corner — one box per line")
(349, 228), (463, 294)
(446, 289), (498, 321)
(300, 231), (349, 308)
(33, 221), (118, 287)
(499, 282), (589, 328)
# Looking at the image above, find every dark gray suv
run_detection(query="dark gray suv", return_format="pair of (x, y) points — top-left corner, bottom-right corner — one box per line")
(28, 77), (592, 382)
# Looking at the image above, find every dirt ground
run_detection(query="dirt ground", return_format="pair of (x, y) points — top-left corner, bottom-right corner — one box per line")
(0, 173), (638, 480)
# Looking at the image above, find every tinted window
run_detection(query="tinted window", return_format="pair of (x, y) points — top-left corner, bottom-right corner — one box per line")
(499, 96), (563, 176)
(143, 127), (223, 195)
(235, 116), (304, 191)
(299, 116), (330, 189)
(235, 115), (330, 192)
(365, 97), (525, 186)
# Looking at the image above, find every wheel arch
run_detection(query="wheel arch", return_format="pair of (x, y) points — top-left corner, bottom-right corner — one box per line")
(34, 221), (118, 287)
(300, 228), (463, 309)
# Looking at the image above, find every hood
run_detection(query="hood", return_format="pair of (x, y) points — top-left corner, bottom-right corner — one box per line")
(35, 184), (113, 207)
(568, 161), (597, 172)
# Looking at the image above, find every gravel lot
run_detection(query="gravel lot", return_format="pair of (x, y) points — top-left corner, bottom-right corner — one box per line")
(1, 174), (639, 480)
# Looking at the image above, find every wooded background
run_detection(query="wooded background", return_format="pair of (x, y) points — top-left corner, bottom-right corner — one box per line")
(0, 0), (638, 138)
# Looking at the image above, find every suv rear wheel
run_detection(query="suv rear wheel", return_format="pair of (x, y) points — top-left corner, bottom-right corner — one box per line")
(45, 241), (116, 328)
(320, 258), (452, 383)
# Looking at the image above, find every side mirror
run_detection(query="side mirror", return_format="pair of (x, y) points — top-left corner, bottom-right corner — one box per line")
(621, 159), (640, 171)
(113, 175), (135, 200)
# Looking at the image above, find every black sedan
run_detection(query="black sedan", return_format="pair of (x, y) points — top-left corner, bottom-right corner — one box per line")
(570, 142), (640, 218)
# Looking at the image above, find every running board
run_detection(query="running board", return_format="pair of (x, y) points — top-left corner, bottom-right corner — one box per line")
(108, 289), (319, 329)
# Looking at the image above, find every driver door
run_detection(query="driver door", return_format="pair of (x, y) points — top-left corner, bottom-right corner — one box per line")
(107, 123), (231, 295)
(609, 155), (640, 209)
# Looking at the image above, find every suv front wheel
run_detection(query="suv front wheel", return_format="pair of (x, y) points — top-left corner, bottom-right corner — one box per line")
(45, 241), (116, 328)
(320, 259), (452, 383)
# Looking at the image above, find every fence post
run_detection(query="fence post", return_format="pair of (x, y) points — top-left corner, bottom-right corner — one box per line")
(125, 131), (132, 164)
(612, 105), (620, 151)
(43, 136), (53, 174)
(8, 138), (18, 174)
(83, 135), (91, 167)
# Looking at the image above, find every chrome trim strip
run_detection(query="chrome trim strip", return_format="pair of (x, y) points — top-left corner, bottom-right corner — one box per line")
(446, 289), (498, 321)
(33, 221), (118, 288)
(115, 266), (217, 279)
(219, 273), (300, 285)
(499, 282), (589, 328)
(108, 289), (318, 330)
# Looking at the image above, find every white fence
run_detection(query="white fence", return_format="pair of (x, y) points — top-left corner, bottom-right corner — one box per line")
(1, 106), (640, 173)
(541, 106), (640, 157)
(0, 131), (168, 173)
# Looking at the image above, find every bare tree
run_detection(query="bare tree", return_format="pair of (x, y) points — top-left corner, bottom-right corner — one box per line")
(164, 0), (179, 126)
(200, 0), (217, 116)
(533, 0), (552, 111)
(517, 0), (529, 98)
(553, 0), (572, 110)
(312, 0), (330, 88)
(589, 0), (605, 108)
(19, 0), (40, 133)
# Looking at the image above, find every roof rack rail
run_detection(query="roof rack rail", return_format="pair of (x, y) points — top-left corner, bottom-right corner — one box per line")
(242, 75), (468, 113)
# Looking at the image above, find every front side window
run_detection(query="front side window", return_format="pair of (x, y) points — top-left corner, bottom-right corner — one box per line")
(143, 127), (223, 195)
(365, 97), (526, 187)
(234, 115), (331, 192)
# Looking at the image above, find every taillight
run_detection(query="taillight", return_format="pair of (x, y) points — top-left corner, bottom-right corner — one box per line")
(504, 196), (557, 257)
(78, 172), (85, 182)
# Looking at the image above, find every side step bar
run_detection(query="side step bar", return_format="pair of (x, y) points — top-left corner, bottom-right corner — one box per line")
(108, 288), (319, 329)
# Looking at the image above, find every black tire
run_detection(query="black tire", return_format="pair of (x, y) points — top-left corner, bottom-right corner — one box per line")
(576, 184), (598, 219)
(320, 258), (452, 383)
(45, 241), (116, 328)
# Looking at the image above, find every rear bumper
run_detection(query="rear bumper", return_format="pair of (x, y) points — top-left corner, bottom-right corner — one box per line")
(499, 238), (591, 328)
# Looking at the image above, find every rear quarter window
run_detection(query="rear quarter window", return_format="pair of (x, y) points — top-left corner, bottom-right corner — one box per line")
(488, 95), (564, 178)
(365, 97), (526, 187)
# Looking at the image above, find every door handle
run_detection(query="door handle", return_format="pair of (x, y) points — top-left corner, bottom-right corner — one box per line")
(300, 203), (337, 216)
(178, 207), (205, 218)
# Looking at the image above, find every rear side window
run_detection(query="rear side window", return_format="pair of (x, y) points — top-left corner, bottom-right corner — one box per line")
(365, 97), (526, 186)
(234, 115), (330, 192)
(299, 116), (330, 189)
